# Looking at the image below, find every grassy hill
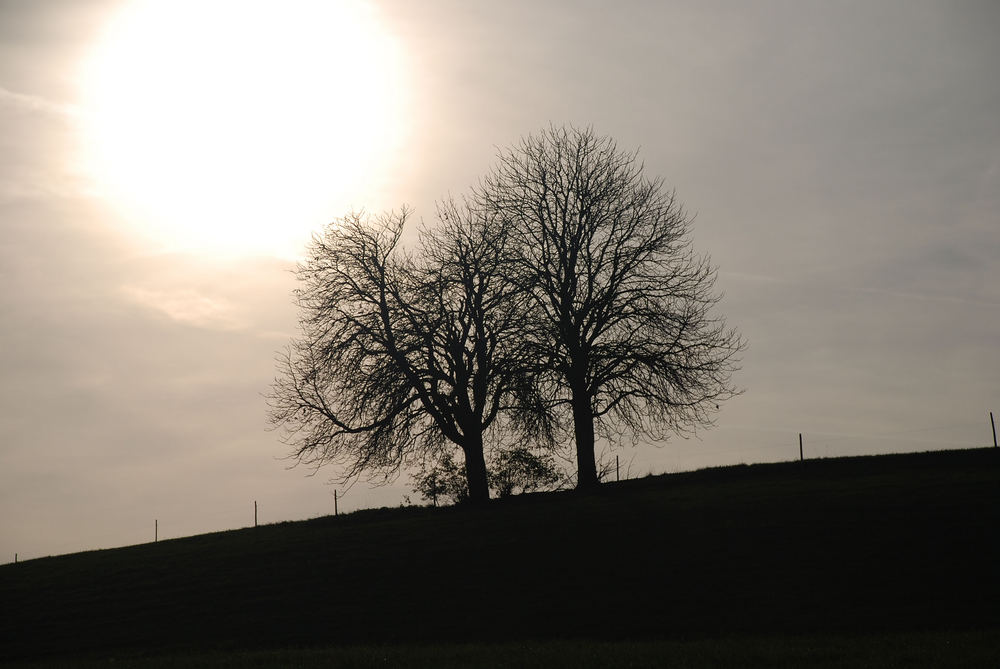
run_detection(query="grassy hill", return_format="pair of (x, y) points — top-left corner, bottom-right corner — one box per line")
(2, 448), (999, 665)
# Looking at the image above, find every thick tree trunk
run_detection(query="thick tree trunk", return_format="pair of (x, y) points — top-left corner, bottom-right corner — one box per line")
(570, 376), (599, 489)
(462, 430), (491, 504)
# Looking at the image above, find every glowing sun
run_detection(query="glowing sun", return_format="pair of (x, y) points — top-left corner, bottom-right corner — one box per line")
(80, 0), (407, 257)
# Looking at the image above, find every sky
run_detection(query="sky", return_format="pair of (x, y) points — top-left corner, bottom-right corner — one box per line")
(1, 0), (998, 562)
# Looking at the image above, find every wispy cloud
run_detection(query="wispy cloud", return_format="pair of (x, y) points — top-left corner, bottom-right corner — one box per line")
(0, 84), (85, 203)
(0, 84), (77, 118)
(853, 286), (1000, 309)
(722, 269), (1000, 309)
(121, 286), (245, 331)
(718, 270), (787, 284)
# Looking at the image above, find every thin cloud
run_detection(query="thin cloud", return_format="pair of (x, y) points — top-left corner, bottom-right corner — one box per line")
(854, 286), (1000, 310)
(121, 286), (245, 331)
(719, 270), (787, 284)
(0, 85), (84, 203)
(0, 84), (77, 118)
(723, 270), (1000, 310)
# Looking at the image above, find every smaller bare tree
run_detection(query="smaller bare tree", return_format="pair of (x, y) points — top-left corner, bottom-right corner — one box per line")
(269, 202), (547, 502)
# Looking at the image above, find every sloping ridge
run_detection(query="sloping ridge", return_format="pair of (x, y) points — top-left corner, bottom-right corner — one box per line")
(2, 448), (999, 660)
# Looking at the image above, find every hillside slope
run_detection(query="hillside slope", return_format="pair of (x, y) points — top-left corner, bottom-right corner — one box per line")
(2, 448), (999, 660)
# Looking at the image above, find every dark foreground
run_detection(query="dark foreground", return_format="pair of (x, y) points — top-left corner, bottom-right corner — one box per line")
(2, 448), (999, 666)
(6, 631), (1000, 669)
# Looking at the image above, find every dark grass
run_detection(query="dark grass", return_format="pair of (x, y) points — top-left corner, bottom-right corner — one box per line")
(6, 631), (1000, 669)
(2, 448), (999, 665)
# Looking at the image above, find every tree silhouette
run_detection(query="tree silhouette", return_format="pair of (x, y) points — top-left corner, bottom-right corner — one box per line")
(412, 446), (563, 506)
(269, 203), (544, 502)
(477, 125), (744, 488)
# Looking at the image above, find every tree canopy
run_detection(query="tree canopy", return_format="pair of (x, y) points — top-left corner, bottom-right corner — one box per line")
(271, 125), (744, 500)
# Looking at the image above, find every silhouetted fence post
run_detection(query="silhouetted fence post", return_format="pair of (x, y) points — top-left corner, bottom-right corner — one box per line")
(14, 553), (16, 564)
(334, 490), (338, 516)
(155, 519), (158, 542)
(255, 501), (258, 528)
(799, 433), (804, 462)
(992, 411), (997, 448)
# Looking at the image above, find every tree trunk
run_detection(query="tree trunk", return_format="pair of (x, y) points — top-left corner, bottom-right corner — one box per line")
(570, 376), (599, 489)
(462, 430), (491, 504)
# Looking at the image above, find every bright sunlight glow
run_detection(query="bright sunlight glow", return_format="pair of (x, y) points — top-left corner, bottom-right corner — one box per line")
(79, 0), (408, 258)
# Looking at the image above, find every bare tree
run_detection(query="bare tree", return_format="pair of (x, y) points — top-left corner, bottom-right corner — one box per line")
(477, 125), (745, 489)
(269, 203), (542, 502)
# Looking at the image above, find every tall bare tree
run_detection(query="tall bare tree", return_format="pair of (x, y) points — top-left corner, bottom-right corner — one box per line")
(269, 203), (542, 502)
(477, 125), (744, 488)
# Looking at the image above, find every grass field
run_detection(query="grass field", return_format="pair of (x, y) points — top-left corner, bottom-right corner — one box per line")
(6, 631), (1000, 668)
(2, 448), (998, 666)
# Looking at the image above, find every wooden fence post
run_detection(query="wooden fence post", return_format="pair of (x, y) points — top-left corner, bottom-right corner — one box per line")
(991, 411), (997, 448)
(334, 490), (338, 516)
(155, 519), (158, 543)
(799, 433), (804, 462)
(255, 500), (258, 528)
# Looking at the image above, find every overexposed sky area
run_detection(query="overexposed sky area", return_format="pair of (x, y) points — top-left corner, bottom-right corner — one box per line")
(1, 0), (998, 561)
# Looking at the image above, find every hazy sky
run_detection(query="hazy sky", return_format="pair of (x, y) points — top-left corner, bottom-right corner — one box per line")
(2, 0), (998, 561)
